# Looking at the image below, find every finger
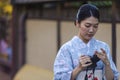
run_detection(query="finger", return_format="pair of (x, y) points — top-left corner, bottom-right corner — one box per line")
(80, 55), (90, 60)
(100, 49), (107, 58)
(95, 51), (100, 56)
(83, 56), (92, 64)
(80, 60), (92, 66)
(80, 58), (90, 64)
(95, 52), (104, 59)
(83, 62), (92, 67)
(101, 48), (106, 54)
(95, 50), (105, 57)
(94, 50), (100, 55)
(80, 58), (92, 65)
(81, 55), (85, 57)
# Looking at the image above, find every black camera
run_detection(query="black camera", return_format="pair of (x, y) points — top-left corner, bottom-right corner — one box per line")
(86, 54), (100, 69)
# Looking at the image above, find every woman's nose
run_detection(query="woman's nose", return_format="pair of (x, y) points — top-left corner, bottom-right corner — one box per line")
(89, 27), (94, 32)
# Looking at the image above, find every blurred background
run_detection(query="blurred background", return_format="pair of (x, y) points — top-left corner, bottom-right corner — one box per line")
(0, 0), (120, 80)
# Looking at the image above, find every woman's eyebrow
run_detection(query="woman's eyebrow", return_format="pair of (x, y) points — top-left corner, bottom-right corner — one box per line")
(85, 23), (99, 25)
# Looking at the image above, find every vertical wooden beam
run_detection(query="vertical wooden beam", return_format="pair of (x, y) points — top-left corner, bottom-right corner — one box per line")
(11, 5), (27, 78)
(56, 3), (61, 51)
(111, 1), (117, 65)
(17, 12), (27, 68)
(11, 5), (19, 78)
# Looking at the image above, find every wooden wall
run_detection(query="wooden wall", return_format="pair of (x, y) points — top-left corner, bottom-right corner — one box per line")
(26, 19), (119, 73)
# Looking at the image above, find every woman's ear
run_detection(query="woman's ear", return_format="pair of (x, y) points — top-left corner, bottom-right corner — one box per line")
(75, 20), (80, 28)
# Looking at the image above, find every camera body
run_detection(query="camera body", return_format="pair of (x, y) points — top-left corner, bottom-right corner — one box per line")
(87, 54), (100, 69)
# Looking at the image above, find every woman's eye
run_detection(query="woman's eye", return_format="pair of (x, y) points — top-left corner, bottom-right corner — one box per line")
(94, 25), (98, 28)
(85, 25), (91, 28)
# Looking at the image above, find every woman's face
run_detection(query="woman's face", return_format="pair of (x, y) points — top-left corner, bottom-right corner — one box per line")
(77, 16), (99, 43)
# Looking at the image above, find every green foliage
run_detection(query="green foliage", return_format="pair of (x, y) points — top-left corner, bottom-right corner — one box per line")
(88, 1), (112, 7)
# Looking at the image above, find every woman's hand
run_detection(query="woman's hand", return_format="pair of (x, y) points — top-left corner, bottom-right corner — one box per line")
(95, 48), (114, 80)
(95, 48), (110, 66)
(79, 55), (92, 69)
(71, 55), (92, 80)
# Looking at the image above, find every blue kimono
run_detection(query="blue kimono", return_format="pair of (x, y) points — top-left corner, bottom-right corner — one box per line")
(54, 36), (119, 80)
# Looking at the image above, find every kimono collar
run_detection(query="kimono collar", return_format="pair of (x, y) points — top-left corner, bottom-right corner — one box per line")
(72, 36), (95, 48)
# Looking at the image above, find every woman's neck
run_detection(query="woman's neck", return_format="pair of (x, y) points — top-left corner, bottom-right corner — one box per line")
(78, 34), (89, 44)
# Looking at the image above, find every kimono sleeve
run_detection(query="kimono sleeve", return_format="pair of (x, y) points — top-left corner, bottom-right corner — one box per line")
(53, 46), (73, 80)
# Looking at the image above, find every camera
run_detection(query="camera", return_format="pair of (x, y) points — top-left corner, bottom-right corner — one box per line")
(86, 54), (100, 69)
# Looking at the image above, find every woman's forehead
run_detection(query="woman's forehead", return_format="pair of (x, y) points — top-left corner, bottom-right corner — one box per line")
(83, 16), (99, 24)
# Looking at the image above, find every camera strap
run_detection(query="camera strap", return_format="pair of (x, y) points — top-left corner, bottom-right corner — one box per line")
(85, 68), (88, 80)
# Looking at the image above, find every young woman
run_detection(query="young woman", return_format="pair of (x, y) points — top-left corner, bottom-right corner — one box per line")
(53, 4), (119, 80)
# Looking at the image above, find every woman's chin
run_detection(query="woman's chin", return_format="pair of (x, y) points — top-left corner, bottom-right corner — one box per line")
(86, 37), (92, 41)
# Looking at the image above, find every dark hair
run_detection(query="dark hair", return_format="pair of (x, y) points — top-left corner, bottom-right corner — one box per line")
(76, 4), (100, 23)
